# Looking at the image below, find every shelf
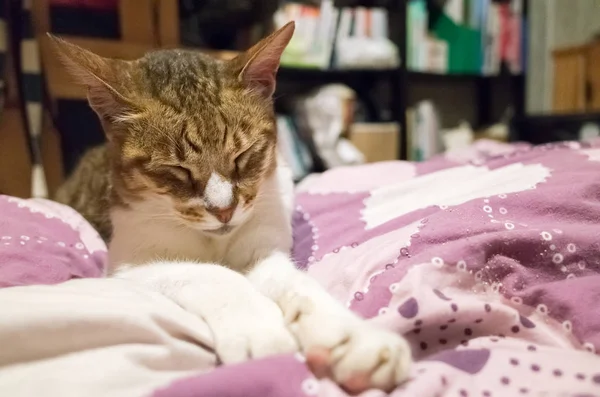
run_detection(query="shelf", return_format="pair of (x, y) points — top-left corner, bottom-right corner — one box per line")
(407, 70), (524, 81)
(278, 66), (398, 80)
(277, 66), (523, 81)
(294, 0), (403, 10)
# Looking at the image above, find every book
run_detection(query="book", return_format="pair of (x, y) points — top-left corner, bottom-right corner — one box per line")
(277, 2), (397, 70)
(407, 0), (428, 71)
(409, 0), (525, 75)
(276, 115), (313, 180)
(445, 0), (465, 24)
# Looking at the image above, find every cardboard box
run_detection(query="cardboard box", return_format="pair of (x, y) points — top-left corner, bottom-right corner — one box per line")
(349, 122), (399, 163)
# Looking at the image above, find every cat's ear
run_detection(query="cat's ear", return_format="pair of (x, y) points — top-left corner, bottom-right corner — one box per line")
(47, 34), (135, 121)
(230, 21), (295, 98)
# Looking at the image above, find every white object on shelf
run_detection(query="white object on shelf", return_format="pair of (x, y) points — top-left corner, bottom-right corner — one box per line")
(303, 85), (365, 168)
(336, 37), (400, 69)
(579, 123), (600, 142)
(335, 6), (399, 69)
(442, 121), (474, 152)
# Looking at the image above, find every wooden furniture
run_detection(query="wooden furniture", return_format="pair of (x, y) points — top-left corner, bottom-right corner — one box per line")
(27, 0), (159, 195)
(32, 0), (157, 103)
(34, 0), (239, 102)
(552, 39), (600, 113)
(0, 51), (33, 197)
(0, 38), (63, 198)
(156, 0), (180, 48)
(0, 21), (33, 197)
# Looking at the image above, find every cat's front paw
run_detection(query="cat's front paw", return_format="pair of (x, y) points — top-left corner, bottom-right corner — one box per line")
(286, 296), (412, 393)
(209, 292), (299, 365)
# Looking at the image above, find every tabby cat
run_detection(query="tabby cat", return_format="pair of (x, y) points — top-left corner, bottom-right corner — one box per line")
(51, 22), (411, 393)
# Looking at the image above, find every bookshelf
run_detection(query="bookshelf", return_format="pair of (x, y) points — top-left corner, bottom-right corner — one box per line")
(274, 0), (529, 161)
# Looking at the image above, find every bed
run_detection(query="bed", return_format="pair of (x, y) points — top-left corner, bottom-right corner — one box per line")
(0, 138), (599, 397)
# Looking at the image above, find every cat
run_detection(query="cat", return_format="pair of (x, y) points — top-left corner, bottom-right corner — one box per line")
(51, 22), (412, 393)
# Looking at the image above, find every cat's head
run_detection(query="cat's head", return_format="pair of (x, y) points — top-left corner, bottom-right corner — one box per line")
(51, 22), (294, 236)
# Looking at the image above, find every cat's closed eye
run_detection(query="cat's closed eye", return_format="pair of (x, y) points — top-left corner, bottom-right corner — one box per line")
(235, 150), (251, 174)
(167, 165), (193, 182)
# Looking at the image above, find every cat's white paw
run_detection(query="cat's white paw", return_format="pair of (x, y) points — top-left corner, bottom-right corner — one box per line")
(120, 262), (300, 365)
(285, 295), (412, 393)
(208, 292), (299, 364)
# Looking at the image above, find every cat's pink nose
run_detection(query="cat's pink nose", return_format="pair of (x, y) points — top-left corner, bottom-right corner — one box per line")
(212, 206), (235, 224)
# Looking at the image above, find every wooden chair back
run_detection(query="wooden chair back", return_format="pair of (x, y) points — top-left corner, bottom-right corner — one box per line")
(32, 0), (157, 103)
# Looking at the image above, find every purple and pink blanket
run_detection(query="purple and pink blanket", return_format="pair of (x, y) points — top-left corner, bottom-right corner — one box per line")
(1, 139), (600, 396)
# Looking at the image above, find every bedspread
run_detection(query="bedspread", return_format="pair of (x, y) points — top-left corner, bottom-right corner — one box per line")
(1, 139), (600, 397)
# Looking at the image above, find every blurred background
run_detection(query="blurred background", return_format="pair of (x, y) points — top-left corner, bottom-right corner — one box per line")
(0, 0), (599, 198)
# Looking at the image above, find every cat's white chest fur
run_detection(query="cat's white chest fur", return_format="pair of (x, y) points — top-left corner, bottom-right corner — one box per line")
(109, 207), (228, 270)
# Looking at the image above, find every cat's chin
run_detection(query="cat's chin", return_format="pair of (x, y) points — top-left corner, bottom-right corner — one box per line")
(202, 225), (236, 236)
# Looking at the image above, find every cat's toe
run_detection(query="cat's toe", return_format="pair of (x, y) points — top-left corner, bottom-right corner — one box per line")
(215, 323), (297, 364)
(248, 325), (298, 359)
(334, 328), (411, 393)
(212, 295), (298, 364)
(302, 320), (411, 393)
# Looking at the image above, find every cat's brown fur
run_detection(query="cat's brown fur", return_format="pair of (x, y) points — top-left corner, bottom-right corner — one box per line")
(53, 23), (295, 241)
(54, 145), (112, 240)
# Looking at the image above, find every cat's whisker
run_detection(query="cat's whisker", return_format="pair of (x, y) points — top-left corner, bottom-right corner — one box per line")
(141, 214), (181, 222)
(255, 192), (281, 201)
